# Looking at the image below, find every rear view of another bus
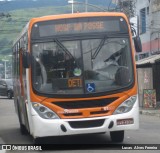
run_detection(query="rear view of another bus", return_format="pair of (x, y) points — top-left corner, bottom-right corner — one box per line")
(13, 12), (142, 143)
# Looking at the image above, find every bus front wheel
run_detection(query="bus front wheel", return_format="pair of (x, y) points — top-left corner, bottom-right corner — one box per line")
(110, 130), (124, 143)
(20, 124), (29, 135)
(33, 137), (43, 144)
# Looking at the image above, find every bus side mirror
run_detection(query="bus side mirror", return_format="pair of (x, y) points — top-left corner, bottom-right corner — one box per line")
(22, 52), (31, 68)
(134, 36), (142, 52)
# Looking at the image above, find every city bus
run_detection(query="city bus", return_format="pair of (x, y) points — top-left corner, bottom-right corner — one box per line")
(12, 12), (142, 143)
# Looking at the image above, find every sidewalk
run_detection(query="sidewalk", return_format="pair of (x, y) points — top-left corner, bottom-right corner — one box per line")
(0, 137), (5, 144)
(139, 108), (160, 117)
(0, 137), (5, 153)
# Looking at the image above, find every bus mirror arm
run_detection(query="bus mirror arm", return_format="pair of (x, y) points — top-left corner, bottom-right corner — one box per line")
(134, 36), (142, 53)
(22, 52), (31, 68)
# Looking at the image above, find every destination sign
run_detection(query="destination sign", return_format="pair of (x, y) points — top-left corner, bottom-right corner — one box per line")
(54, 21), (104, 33)
(31, 17), (128, 38)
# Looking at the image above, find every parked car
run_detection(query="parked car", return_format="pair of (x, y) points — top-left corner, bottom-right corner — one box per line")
(0, 79), (14, 99)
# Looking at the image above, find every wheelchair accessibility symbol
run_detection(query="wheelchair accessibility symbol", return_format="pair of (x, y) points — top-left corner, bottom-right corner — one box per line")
(86, 83), (95, 92)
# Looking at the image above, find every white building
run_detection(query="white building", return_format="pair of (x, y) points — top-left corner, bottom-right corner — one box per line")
(135, 0), (160, 60)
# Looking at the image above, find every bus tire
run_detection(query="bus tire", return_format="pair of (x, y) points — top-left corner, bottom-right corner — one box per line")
(33, 137), (42, 144)
(20, 124), (29, 135)
(110, 130), (124, 143)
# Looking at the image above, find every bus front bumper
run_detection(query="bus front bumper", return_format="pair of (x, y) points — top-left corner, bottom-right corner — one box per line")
(31, 107), (139, 138)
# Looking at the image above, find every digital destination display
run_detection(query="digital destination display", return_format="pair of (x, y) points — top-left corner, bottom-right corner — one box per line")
(32, 17), (128, 38)
(54, 21), (105, 33)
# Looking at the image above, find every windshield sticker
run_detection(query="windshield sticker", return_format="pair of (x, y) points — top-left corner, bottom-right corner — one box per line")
(68, 78), (82, 88)
(86, 83), (95, 93)
(73, 68), (82, 76)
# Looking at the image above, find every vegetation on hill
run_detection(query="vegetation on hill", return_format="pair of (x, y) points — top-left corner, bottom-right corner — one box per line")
(0, 0), (113, 78)
(0, 1), (114, 61)
(0, 5), (71, 60)
(0, 5), (111, 60)
(0, 0), (111, 11)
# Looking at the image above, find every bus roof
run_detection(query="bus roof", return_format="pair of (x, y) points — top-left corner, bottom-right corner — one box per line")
(29, 12), (128, 26)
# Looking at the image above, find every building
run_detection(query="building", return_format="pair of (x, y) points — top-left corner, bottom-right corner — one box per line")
(135, 0), (160, 108)
(135, 0), (160, 60)
(136, 54), (160, 108)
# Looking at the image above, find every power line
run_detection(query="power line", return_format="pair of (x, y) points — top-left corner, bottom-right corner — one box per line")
(0, 19), (28, 22)
(113, 0), (136, 18)
(107, 0), (113, 11)
(0, 29), (20, 31)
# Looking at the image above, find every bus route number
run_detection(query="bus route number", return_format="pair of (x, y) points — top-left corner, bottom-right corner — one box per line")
(68, 78), (82, 88)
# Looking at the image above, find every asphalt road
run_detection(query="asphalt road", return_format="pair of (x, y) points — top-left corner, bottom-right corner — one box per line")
(0, 96), (160, 153)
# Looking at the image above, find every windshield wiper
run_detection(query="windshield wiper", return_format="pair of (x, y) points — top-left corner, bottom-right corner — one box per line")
(54, 38), (74, 59)
(92, 36), (108, 59)
(54, 38), (80, 68)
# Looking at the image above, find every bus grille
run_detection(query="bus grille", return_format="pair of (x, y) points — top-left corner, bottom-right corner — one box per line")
(68, 119), (105, 129)
(52, 98), (118, 109)
(63, 112), (83, 116)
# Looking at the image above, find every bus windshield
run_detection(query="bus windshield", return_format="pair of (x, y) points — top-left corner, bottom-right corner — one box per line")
(32, 37), (133, 95)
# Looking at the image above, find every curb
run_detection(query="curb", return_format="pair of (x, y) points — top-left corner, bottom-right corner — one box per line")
(140, 110), (160, 117)
(0, 137), (5, 144)
(0, 138), (5, 153)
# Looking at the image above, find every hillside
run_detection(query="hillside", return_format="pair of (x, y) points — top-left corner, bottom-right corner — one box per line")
(0, 0), (68, 11)
(0, 0), (112, 11)
(0, 6), (68, 60)
(0, 0), (115, 60)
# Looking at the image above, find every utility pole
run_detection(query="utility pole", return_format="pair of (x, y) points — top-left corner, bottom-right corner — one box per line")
(85, 0), (88, 12)
(2, 59), (8, 79)
(68, 0), (74, 14)
(117, 0), (135, 19)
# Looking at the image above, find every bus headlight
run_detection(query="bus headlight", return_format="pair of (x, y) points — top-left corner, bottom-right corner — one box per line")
(113, 95), (137, 114)
(32, 102), (60, 119)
